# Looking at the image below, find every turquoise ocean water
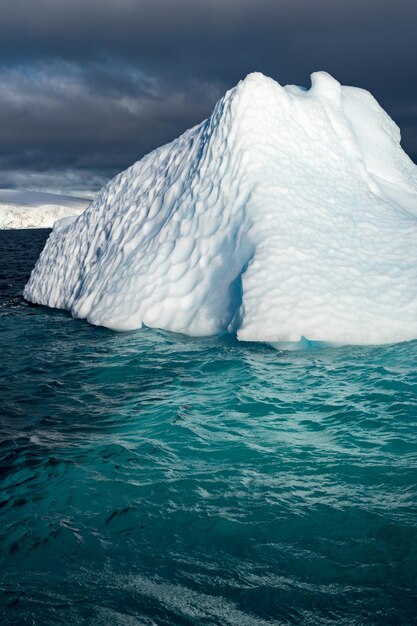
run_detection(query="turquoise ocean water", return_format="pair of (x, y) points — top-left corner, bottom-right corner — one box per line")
(1, 229), (417, 625)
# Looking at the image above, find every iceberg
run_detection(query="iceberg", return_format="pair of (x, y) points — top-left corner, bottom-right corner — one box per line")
(24, 72), (417, 345)
(0, 189), (90, 229)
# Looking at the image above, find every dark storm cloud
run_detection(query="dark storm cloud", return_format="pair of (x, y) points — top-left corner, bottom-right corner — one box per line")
(0, 60), (225, 192)
(0, 0), (416, 193)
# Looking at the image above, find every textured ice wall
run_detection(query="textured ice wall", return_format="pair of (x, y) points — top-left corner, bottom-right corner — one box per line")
(24, 72), (417, 345)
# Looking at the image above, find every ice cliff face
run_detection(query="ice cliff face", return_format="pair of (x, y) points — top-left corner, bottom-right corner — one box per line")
(24, 72), (417, 345)
(0, 190), (90, 229)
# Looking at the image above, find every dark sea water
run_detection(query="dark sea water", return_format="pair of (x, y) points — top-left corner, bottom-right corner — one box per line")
(1, 229), (417, 625)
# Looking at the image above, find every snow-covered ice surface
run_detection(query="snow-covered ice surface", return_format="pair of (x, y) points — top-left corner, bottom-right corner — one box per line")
(0, 190), (90, 229)
(24, 72), (417, 345)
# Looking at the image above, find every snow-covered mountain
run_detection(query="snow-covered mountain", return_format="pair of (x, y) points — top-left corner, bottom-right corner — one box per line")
(0, 189), (90, 229)
(24, 72), (417, 345)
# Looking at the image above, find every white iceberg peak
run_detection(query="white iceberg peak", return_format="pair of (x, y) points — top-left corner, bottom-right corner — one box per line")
(24, 72), (417, 345)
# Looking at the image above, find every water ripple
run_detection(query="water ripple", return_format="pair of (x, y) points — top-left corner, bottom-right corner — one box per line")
(1, 229), (417, 624)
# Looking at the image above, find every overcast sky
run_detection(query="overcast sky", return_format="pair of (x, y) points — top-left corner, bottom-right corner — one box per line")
(1, 0), (416, 196)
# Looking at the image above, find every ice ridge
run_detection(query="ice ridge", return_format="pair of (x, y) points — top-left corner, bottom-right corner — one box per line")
(24, 72), (417, 345)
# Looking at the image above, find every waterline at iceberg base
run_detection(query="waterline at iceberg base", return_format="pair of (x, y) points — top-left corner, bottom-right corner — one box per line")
(1, 230), (417, 625)
(24, 72), (417, 346)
